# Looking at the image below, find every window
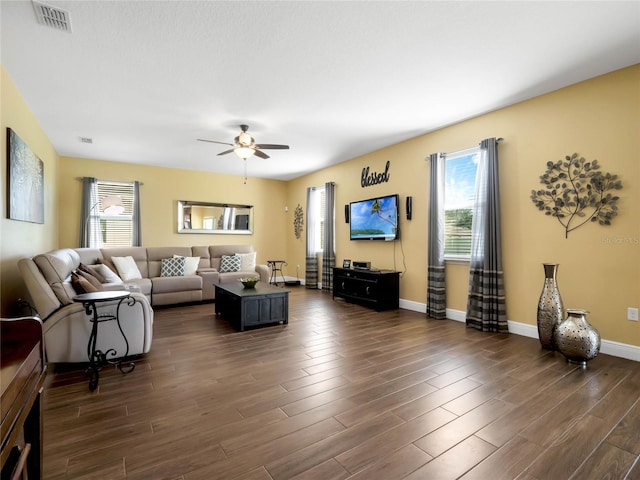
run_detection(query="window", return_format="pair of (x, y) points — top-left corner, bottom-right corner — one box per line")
(444, 147), (479, 259)
(90, 181), (135, 248)
(309, 186), (326, 253)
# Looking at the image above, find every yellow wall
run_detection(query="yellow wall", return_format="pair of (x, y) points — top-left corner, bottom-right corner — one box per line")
(1, 67), (59, 316)
(2, 61), (638, 350)
(285, 65), (640, 347)
(57, 157), (288, 267)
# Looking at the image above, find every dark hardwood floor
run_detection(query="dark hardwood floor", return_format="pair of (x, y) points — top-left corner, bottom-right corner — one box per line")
(42, 287), (640, 479)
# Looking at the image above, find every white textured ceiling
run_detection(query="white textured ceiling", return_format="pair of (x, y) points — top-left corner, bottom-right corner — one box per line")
(2, 1), (639, 181)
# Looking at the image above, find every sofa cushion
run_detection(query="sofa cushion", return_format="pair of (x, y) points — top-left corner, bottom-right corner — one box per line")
(102, 247), (149, 278)
(79, 262), (105, 283)
(147, 247), (192, 277)
(118, 278), (152, 296)
(235, 252), (256, 271)
(76, 268), (104, 290)
(18, 258), (62, 319)
(75, 248), (105, 267)
(191, 246), (211, 269)
(33, 248), (80, 305)
(151, 275), (202, 294)
(210, 245), (253, 272)
(161, 257), (185, 277)
(97, 257), (117, 274)
(89, 264), (122, 284)
(33, 249), (78, 284)
(173, 255), (200, 275)
(71, 271), (99, 294)
(112, 256), (143, 281)
(220, 255), (241, 273)
(210, 244), (254, 259)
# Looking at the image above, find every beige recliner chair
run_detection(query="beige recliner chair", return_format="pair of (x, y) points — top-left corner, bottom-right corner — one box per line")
(18, 248), (153, 363)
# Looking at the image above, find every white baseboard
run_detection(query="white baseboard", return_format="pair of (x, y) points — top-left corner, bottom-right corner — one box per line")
(399, 299), (426, 313)
(398, 302), (639, 363)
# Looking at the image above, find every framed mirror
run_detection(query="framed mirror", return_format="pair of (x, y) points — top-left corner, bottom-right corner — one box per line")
(178, 201), (253, 234)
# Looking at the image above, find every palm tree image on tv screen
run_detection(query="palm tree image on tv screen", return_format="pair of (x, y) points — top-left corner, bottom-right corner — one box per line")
(350, 195), (398, 241)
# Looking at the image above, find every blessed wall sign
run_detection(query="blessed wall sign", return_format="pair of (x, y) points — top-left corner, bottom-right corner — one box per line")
(361, 160), (391, 187)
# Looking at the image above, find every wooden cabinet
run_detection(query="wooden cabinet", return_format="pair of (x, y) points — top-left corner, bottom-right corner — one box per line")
(333, 268), (400, 311)
(1, 317), (46, 480)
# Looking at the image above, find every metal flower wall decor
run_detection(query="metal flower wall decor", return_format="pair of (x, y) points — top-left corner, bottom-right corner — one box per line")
(293, 204), (304, 239)
(530, 153), (622, 238)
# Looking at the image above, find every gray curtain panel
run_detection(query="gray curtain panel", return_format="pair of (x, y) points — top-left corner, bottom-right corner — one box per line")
(426, 153), (447, 319)
(79, 177), (99, 248)
(132, 180), (142, 246)
(305, 187), (319, 289)
(466, 138), (508, 332)
(322, 182), (336, 292)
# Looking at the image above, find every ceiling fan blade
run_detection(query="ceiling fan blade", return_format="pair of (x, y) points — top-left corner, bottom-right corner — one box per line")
(197, 139), (235, 146)
(253, 149), (270, 159)
(217, 149), (236, 156)
(255, 144), (290, 150)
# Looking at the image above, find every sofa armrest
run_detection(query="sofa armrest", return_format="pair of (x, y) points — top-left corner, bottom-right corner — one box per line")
(42, 292), (153, 363)
(255, 264), (269, 283)
(198, 268), (219, 301)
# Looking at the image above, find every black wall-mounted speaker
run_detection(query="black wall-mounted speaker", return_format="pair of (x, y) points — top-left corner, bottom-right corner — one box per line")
(406, 196), (412, 220)
(345, 204), (350, 223)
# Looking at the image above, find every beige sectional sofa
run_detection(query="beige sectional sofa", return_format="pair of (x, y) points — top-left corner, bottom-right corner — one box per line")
(18, 244), (268, 363)
(67, 244), (268, 305)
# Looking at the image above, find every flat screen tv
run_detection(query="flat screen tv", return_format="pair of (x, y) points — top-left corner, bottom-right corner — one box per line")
(349, 194), (399, 241)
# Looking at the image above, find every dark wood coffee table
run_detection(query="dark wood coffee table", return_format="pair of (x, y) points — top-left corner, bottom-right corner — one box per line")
(215, 282), (289, 332)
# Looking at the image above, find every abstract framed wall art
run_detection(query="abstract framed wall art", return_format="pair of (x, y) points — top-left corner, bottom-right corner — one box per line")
(6, 128), (44, 223)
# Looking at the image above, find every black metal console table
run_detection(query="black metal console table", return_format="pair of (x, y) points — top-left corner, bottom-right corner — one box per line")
(73, 291), (136, 390)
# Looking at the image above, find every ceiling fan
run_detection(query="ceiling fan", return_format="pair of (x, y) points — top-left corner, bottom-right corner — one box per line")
(197, 124), (289, 160)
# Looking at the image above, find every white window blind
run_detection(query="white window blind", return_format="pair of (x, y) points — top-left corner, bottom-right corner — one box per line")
(95, 181), (134, 247)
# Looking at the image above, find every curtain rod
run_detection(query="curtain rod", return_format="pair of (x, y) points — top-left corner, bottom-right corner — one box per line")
(428, 137), (505, 160)
(76, 177), (144, 186)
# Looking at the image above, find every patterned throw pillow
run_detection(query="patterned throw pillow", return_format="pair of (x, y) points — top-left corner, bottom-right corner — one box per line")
(219, 255), (241, 273)
(161, 256), (186, 277)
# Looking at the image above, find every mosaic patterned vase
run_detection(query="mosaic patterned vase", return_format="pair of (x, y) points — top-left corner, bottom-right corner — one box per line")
(554, 309), (601, 366)
(537, 263), (564, 350)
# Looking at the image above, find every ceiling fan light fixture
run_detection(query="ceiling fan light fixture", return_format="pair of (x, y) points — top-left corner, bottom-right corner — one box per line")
(234, 146), (255, 160)
(238, 131), (253, 146)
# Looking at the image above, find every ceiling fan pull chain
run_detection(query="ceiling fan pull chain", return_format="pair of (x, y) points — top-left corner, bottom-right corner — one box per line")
(244, 159), (247, 184)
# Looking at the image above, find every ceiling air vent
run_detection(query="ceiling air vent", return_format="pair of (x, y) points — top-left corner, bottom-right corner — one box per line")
(32, 1), (72, 33)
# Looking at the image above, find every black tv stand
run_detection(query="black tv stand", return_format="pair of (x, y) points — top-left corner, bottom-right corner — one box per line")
(332, 267), (399, 311)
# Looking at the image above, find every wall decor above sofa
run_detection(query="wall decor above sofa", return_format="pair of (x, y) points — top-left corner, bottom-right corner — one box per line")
(6, 128), (44, 224)
(178, 200), (253, 234)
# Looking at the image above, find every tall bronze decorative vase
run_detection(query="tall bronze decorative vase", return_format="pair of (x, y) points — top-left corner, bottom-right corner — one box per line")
(537, 263), (564, 350)
(554, 309), (601, 366)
